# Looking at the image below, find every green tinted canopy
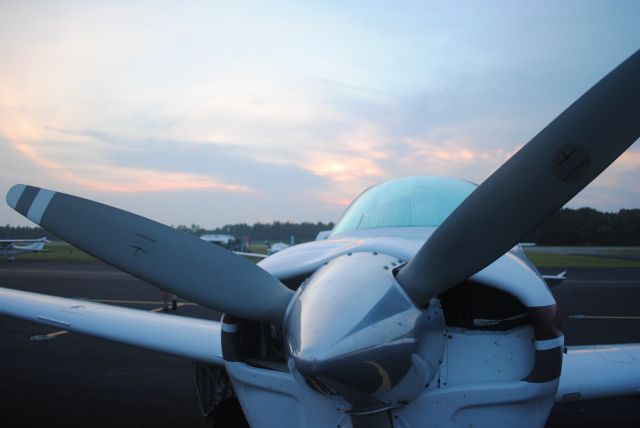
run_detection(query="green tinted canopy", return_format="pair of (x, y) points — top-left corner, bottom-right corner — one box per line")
(331, 176), (476, 236)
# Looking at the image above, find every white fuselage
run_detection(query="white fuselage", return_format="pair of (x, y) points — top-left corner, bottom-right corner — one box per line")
(221, 227), (560, 427)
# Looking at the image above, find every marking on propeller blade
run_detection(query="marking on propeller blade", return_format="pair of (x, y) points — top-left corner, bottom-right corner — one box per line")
(130, 232), (156, 256)
(15, 185), (39, 215)
(27, 189), (56, 223)
(134, 232), (156, 243)
(552, 143), (590, 183)
(129, 245), (148, 256)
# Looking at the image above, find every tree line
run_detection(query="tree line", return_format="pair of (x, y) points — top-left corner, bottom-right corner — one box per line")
(174, 221), (335, 243)
(0, 225), (59, 240)
(0, 221), (334, 244)
(2, 208), (639, 245)
(523, 208), (640, 246)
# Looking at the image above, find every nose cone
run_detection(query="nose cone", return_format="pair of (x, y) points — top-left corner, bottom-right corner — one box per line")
(293, 341), (416, 396)
(284, 252), (426, 409)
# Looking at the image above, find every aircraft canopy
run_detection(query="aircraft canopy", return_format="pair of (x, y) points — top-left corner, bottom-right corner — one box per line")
(331, 176), (476, 236)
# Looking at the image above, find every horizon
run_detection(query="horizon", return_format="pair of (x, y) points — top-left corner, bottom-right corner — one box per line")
(2, 204), (638, 232)
(1, 2), (639, 229)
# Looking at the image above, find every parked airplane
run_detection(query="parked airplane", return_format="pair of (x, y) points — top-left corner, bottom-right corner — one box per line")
(267, 242), (289, 255)
(0, 237), (48, 261)
(201, 234), (268, 259)
(1, 49), (639, 427)
(201, 234), (236, 248)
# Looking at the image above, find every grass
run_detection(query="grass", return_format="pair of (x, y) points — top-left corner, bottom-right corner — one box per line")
(14, 241), (273, 263)
(249, 243), (269, 254)
(524, 251), (640, 268)
(13, 241), (640, 269)
(607, 249), (640, 257)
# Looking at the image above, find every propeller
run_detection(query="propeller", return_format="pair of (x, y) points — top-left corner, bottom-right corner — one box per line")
(397, 49), (640, 306)
(6, 185), (294, 325)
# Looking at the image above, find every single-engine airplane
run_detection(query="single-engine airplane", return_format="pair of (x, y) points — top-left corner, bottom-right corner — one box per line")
(1, 50), (640, 427)
(0, 236), (48, 261)
(267, 242), (290, 256)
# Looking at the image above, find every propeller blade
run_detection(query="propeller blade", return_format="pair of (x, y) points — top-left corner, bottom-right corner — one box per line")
(397, 49), (640, 306)
(6, 185), (294, 325)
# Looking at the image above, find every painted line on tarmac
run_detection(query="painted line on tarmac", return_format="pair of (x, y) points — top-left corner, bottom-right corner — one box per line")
(569, 314), (640, 320)
(564, 280), (640, 284)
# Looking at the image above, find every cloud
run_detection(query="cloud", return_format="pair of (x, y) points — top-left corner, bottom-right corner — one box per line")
(568, 148), (640, 210)
(389, 127), (515, 184)
(299, 125), (392, 182)
(406, 138), (478, 162)
(304, 153), (385, 183)
(586, 150), (640, 188)
(1, 1), (639, 228)
(13, 142), (250, 193)
(321, 197), (354, 207)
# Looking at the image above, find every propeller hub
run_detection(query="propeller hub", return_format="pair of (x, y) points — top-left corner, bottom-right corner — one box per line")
(284, 252), (446, 413)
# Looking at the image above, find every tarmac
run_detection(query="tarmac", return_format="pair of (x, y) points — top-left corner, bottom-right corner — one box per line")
(0, 259), (639, 427)
(524, 245), (640, 262)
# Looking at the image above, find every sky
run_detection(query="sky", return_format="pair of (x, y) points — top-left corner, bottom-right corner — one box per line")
(0, 1), (639, 228)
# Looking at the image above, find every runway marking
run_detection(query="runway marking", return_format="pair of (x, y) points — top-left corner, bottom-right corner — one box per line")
(149, 302), (190, 313)
(37, 302), (194, 339)
(569, 314), (640, 320)
(47, 330), (71, 337)
(564, 280), (640, 284)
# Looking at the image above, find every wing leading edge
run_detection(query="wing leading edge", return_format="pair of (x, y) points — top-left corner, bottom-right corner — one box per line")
(556, 344), (640, 402)
(0, 287), (223, 366)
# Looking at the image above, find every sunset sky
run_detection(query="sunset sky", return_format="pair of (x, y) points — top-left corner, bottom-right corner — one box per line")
(1, 1), (639, 228)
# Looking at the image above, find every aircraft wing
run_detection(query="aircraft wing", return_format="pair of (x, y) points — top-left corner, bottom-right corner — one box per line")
(0, 287), (223, 366)
(234, 251), (268, 259)
(556, 344), (640, 402)
(541, 271), (566, 287)
(0, 237), (48, 243)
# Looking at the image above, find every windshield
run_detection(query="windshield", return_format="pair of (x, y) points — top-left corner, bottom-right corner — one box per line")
(331, 176), (476, 236)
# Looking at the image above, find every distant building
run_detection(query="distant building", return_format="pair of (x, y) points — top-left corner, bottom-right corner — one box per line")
(200, 234), (236, 249)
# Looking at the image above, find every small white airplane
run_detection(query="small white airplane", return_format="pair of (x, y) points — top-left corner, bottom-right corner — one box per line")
(0, 236), (48, 261)
(1, 49), (639, 427)
(201, 233), (236, 248)
(267, 242), (290, 255)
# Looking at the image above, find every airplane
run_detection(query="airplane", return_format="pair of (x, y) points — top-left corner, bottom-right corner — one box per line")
(267, 242), (290, 255)
(1, 49), (639, 427)
(201, 233), (266, 260)
(0, 236), (48, 261)
(200, 233), (237, 248)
